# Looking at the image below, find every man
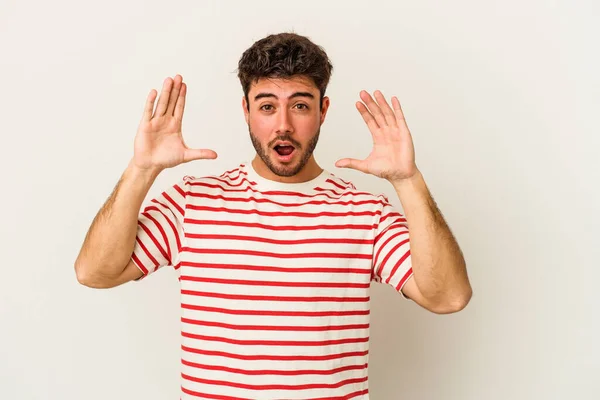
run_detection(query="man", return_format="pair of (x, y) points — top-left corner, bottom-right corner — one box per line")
(75, 33), (471, 399)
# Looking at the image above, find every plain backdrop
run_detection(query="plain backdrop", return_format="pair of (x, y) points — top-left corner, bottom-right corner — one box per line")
(1, 0), (598, 399)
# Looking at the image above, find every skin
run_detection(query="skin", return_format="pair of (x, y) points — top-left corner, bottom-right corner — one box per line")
(74, 75), (217, 288)
(75, 74), (472, 315)
(242, 76), (330, 184)
(243, 76), (472, 313)
(336, 89), (472, 313)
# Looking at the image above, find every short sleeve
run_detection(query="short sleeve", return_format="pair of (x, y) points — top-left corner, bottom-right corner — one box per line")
(131, 178), (190, 280)
(372, 194), (414, 299)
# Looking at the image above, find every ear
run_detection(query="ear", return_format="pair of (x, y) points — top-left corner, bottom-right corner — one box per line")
(319, 96), (331, 125)
(242, 96), (249, 125)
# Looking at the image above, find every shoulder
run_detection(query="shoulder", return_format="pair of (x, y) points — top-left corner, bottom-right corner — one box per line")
(320, 172), (389, 205)
(177, 164), (253, 193)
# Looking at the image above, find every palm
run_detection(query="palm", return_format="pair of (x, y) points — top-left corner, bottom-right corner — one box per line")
(133, 75), (217, 171)
(135, 116), (188, 169)
(336, 90), (418, 183)
(362, 139), (413, 181)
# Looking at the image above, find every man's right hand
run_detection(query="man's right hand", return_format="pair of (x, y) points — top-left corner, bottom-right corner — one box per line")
(133, 74), (218, 174)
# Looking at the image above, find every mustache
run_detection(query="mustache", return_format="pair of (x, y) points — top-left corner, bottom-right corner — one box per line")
(247, 123), (302, 149)
(268, 135), (302, 149)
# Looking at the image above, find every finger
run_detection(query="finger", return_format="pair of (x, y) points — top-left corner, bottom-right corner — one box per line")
(183, 148), (218, 163)
(174, 82), (187, 121)
(391, 96), (409, 129)
(360, 90), (387, 127)
(356, 101), (380, 136)
(335, 158), (368, 173)
(166, 75), (183, 116)
(154, 77), (173, 117)
(374, 90), (397, 127)
(142, 89), (157, 122)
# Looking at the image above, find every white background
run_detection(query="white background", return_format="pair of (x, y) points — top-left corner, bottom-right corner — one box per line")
(1, 0), (598, 399)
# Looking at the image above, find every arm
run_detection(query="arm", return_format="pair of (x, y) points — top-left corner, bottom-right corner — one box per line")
(74, 74), (217, 288)
(74, 161), (159, 288)
(336, 89), (471, 314)
(391, 170), (471, 314)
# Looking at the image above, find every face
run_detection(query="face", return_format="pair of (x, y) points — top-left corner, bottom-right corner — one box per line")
(242, 75), (330, 178)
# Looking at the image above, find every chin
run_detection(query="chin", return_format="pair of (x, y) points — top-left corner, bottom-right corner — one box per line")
(248, 128), (319, 178)
(268, 158), (304, 177)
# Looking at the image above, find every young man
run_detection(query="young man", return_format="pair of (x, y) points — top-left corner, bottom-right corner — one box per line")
(75, 33), (471, 399)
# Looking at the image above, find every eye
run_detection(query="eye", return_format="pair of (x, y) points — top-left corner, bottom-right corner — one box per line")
(295, 103), (309, 110)
(260, 104), (274, 111)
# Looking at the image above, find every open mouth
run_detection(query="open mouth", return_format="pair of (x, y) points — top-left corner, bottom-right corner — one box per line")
(272, 141), (297, 162)
(274, 145), (295, 157)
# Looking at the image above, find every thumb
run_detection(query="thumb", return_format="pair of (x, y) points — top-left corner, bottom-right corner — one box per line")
(183, 148), (218, 163)
(335, 158), (368, 173)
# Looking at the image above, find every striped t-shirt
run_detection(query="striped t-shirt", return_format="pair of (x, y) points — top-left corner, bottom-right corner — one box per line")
(132, 161), (413, 400)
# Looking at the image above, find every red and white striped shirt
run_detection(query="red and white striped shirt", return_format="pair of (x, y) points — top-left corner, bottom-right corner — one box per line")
(132, 161), (413, 399)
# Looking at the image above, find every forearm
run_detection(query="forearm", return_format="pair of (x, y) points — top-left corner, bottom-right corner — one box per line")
(391, 170), (471, 303)
(75, 159), (160, 282)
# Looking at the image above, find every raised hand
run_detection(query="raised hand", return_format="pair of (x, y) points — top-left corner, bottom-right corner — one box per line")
(133, 75), (217, 173)
(335, 90), (418, 184)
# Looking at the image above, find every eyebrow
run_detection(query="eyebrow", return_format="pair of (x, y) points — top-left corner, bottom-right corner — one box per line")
(253, 92), (315, 101)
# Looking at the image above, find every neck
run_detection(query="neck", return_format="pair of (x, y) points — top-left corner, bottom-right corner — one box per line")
(251, 155), (323, 184)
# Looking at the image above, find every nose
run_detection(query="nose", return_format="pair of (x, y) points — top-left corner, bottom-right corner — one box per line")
(276, 108), (294, 134)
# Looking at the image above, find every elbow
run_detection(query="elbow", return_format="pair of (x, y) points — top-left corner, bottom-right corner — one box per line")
(431, 286), (473, 314)
(74, 258), (88, 285)
(74, 259), (111, 289)
(74, 260), (94, 287)
(448, 288), (472, 313)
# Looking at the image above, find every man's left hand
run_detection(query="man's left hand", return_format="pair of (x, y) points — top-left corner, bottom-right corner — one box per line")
(335, 90), (418, 184)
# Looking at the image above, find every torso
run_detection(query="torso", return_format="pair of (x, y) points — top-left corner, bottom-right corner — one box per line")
(176, 162), (383, 399)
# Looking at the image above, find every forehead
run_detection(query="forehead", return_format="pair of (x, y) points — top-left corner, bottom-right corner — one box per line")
(248, 76), (319, 100)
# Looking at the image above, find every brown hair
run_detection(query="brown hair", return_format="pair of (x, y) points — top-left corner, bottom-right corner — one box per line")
(237, 32), (333, 108)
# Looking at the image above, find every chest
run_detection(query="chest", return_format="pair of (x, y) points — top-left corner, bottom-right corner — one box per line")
(178, 193), (377, 296)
